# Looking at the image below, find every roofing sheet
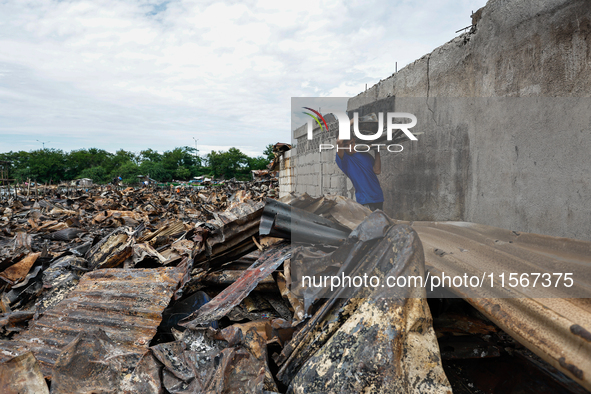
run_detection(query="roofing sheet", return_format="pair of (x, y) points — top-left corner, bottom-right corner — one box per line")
(0, 267), (184, 377)
(413, 221), (591, 390)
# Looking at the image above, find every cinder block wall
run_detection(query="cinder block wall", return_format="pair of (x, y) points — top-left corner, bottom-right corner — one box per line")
(289, 0), (591, 241)
(278, 150), (294, 197)
(291, 115), (353, 199)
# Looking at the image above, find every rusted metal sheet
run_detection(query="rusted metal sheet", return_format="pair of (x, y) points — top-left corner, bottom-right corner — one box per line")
(0, 252), (39, 283)
(151, 341), (197, 392)
(51, 329), (137, 394)
(41, 227), (84, 241)
(120, 350), (163, 394)
(13, 232), (32, 252)
(142, 326), (276, 393)
(131, 242), (167, 266)
(92, 209), (147, 224)
(0, 351), (49, 394)
(85, 226), (133, 269)
(138, 220), (185, 243)
(0, 267), (184, 377)
(193, 200), (264, 270)
(287, 210), (393, 312)
(307, 194), (372, 231)
(0, 311), (35, 335)
(202, 270), (276, 292)
(413, 221), (591, 391)
(180, 243), (291, 329)
(276, 272), (305, 322)
(278, 223), (452, 393)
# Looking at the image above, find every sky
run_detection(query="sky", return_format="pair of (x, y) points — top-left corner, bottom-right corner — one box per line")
(0, 0), (488, 158)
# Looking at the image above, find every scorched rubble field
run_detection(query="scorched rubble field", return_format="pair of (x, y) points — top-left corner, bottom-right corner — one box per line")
(0, 184), (588, 393)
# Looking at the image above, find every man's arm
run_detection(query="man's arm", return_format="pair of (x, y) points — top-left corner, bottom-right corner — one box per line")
(373, 150), (381, 174)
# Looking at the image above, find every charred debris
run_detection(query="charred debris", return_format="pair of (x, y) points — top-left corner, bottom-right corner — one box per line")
(0, 182), (587, 393)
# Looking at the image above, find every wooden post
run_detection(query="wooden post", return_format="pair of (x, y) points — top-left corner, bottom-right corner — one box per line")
(27, 178), (30, 197)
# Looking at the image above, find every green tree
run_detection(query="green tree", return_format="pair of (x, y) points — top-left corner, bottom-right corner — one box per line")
(140, 149), (162, 162)
(0, 151), (28, 169)
(79, 166), (108, 183)
(207, 148), (250, 180)
(175, 166), (191, 180)
(190, 164), (210, 178)
(248, 156), (269, 171)
(138, 161), (171, 182)
(65, 148), (113, 180)
(247, 145), (273, 171)
(112, 162), (140, 184)
(1, 151), (29, 181)
(0, 145), (273, 184)
(263, 144), (274, 161)
(108, 149), (138, 171)
(162, 147), (198, 172)
(20, 149), (66, 183)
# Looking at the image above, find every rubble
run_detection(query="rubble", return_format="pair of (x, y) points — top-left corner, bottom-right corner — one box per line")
(0, 183), (587, 393)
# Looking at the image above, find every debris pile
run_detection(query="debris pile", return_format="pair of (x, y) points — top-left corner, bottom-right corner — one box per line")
(2, 185), (578, 393)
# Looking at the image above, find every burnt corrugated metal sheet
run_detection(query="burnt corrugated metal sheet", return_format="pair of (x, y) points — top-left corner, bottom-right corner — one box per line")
(0, 351), (49, 394)
(413, 221), (591, 391)
(193, 200), (264, 270)
(181, 243), (291, 329)
(277, 222), (452, 393)
(0, 267), (184, 377)
(259, 198), (349, 245)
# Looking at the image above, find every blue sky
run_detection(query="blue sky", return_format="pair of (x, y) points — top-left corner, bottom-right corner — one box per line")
(0, 0), (487, 157)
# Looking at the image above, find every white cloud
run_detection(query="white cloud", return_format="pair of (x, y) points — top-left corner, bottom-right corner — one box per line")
(0, 0), (488, 155)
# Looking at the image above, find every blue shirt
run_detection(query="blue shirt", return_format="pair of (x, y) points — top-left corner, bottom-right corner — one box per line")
(335, 152), (384, 205)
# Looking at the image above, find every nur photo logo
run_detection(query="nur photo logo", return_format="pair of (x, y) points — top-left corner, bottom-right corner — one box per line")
(303, 109), (418, 153)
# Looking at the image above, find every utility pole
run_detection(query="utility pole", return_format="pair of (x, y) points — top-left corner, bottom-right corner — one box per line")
(36, 140), (51, 150)
(192, 137), (199, 165)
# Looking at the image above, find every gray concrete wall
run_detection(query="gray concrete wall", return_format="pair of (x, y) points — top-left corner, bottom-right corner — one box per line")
(291, 115), (354, 199)
(278, 150), (294, 198)
(290, 0), (591, 241)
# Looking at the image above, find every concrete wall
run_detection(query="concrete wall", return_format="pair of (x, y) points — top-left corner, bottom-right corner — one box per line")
(278, 150), (294, 198)
(289, 0), (591, 241)
(291, 114), (354, 199)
